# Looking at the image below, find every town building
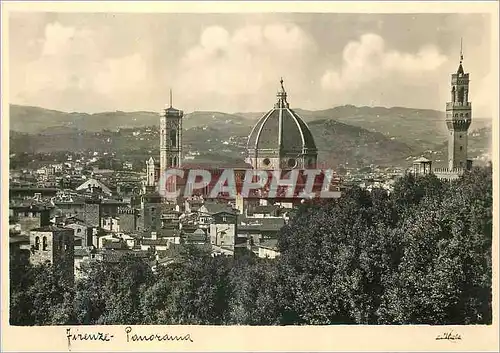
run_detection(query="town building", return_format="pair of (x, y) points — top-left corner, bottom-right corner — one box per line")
(29, 225), (75, 281)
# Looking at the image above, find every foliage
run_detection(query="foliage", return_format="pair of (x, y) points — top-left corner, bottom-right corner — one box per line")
(73, 255), (154, 325)
(9, 167), (492, 325)
(9, 259), (76, 325)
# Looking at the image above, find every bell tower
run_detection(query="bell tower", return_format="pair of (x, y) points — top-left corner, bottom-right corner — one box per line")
(160, 89), (183, 173)
(445, 39), (472, 171)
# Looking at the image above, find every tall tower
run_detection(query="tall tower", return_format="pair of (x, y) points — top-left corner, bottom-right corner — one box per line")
(146, 157), (156, 187)
(445, 39), (472, 171)
(160, 90), (183, 173)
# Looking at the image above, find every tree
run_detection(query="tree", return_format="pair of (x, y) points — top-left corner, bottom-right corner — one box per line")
(9, 167), (492, 326)
(10, 260), (75, 326)
(378, 167), (492, 324)
(228, 258), (280, 325)
(74, 255), (154, 325)
(140, 245), (233, 325)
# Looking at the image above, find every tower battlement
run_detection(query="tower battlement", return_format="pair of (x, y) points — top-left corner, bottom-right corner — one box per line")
(118, 207), (137, 215)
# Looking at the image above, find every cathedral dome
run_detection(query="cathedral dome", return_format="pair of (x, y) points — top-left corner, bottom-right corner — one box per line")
(246, 79), (317, 170)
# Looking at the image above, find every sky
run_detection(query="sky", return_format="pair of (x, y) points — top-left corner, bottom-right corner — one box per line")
(9, 12), (493, 116)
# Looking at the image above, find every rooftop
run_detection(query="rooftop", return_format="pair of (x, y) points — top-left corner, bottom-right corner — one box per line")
(10, 234), (29, 244)
(30, 225), (72, 233)
(259, 238), (279, 250)
(413, 156), (432, 163)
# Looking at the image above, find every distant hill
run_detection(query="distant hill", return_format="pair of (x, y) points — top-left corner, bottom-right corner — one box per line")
(308, 119), (414, 168)
(239, 105), (491, 151)
(182, 111), (252, 130)
(9, 105), (254, 133)
(8, 104), (492, 168)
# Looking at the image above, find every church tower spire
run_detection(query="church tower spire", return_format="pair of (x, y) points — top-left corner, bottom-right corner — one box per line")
(445, 39), (472, 171)
(457, 37), (465, 75)
(460, 37), (463, 63)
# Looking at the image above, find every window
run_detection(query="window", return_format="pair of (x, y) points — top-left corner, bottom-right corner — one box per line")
(459, 135), (462, 138)
(263, 158), (271, 166)
(42, 236), (48, 251)
(460, 146), (463, 151)
(77, 228), (81, 233)
(287, 158), (297, 168)
(458, 87), (464, 103)
(35, 236), (40, 250)
(170, 130), (177, 147)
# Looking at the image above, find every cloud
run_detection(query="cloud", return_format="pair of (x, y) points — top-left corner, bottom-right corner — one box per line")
(176, 23), (317, 110)
(321, 33), (448, 92)
(470, 72), (493, 118)
(41, 22), (78, 56)
(9, 15), (492, 116)
(94, 54), (148, 95)
(14, 22), (151, 112)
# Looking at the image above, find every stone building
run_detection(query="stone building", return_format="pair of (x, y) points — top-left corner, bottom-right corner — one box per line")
(209, 210), (238, 250)
(29, 225), (75, 281)
(138, 192), (163, 233)
(9, 202), (52, 232)
(83, 198), (102, 228)
(118, 207), (139, 233)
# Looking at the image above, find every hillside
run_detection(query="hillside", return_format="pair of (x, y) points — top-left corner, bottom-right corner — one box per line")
(9, 119), (416, 169)
(9, 105), (160, 133)
(182, 111), (252, 130)
(240, 105), (491, 151)
(8, 104), (492, 168)
(9, 105), (254, 133)
(308, 119), (414, 167)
